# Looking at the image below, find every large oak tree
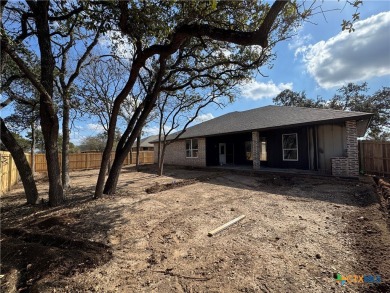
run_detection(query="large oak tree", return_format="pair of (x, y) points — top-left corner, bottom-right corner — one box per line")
(95, 0), (301, 197)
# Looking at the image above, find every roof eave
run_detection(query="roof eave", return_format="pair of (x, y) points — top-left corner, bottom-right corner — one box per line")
(161, 113), (374, 140)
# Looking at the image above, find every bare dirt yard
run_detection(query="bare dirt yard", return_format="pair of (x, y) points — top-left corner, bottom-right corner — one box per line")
(1, 165), (389, 292)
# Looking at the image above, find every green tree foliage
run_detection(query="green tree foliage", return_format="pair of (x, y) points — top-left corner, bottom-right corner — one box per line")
(78, 136), (107, 152)
(273, 83), (390, 140)
(25, 129), (80, 153)
(273, 89), (325, 108)
(328, 82), (368, 110)
(368, 87), (390, 140)
(330, 83), (390, 140)
(78, 131), (122, 153)
(0, 132), (30, 152)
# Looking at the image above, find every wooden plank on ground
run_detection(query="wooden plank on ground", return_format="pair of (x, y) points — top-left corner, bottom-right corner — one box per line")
(208, 215), (246, 237)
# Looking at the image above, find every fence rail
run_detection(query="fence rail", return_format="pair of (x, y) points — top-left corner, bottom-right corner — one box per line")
(359, 140), (390, 177)
(0, 151), (154, 194)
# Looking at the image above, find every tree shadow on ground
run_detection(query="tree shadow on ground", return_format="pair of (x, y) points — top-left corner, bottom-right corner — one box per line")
(136, 165), (389, 291)
(0, 186), (128, 292)
(135, 164), (378, 208)
(342, 185), (390, 293)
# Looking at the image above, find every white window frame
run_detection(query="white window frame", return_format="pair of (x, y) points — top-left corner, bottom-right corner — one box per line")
(282, 133), (298, 161)
(260, 137), (267, 161)
(185, 139), (198, 158)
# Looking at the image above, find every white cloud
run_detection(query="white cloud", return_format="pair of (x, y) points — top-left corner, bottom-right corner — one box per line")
(288, 30), (312, 52)
(298, 11), (390, 89)
(142, 125), (173, 136)
(99, 31), (134, 60)
(68, 125), (85, 145)
(143, 126), (160, 136)
(87, 123), (105, 132)
(240, 80), (293, 100)
(195, 113), (214, 123)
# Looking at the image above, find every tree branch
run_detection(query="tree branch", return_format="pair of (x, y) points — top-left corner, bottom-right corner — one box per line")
(66, 21), (105, 88)
(1, 36), (52, 102)
(48, 5), (84, 21)
(1, 74), (26, 89)
(119, 0), (288, 57)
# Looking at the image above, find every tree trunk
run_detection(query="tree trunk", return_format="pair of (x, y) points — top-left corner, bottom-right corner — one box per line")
(136, 134), (141, 170)
(103, 149), (127, 194)
(1, 118), (39, 204)
(107, 155), (111, 175)
(157, 113), (163, 168)
(34, 2), (64, 206)
(95, 144), (110, 198)
(158, 144), (167, 176)
(103, 98), (157, 194)
(62, 92), (70, 189)
(30, 122), (35, 174)
(40, 106), (63, 206)
(102, 58), (167, 195)
(94, 67), (142, 198)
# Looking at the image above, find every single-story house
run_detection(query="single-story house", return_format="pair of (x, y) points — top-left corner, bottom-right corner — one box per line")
(152, 106), (373, 177)
(132, 135), (158, 152)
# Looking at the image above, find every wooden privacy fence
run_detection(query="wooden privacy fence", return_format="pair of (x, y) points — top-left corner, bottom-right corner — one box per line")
(0, 151), (154, 194)
(35, 151), (155, 172)
(1, 151), (31, 194)
(359, 140), (390, 177)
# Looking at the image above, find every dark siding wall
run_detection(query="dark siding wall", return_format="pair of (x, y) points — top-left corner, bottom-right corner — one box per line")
(262, 127), (309, 169)
(316, 123), (346, 173)
(206, 133), (252, 166)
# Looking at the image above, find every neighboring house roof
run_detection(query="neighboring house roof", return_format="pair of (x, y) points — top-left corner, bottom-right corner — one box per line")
(158, 106), (373, 141)
(132, 135), (159, 148)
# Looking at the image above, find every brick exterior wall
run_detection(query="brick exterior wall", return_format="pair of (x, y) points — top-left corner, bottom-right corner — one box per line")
(252, 131), (260, 170)
(331, 120), (359, 177)
(154, 138), (206, 167)
(331, 157), (349, 176)
(346, 120), (359, 176)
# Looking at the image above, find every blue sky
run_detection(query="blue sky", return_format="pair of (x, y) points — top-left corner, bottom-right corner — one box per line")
(193, 1), (390, 116)
(2, 1), (390, 144)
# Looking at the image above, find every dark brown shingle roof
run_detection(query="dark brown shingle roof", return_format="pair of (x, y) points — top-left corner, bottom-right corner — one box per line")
(132, 135), (159, 148)
(165, 105), (372, 139)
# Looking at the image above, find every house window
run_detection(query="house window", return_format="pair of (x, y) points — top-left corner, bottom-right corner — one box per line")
(260, 137), (267, 161)
(186, 139), (198, 158)
(282, 133), (298, 161)
(245, 141), (252, 160)
(245, 137), (267, 161)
